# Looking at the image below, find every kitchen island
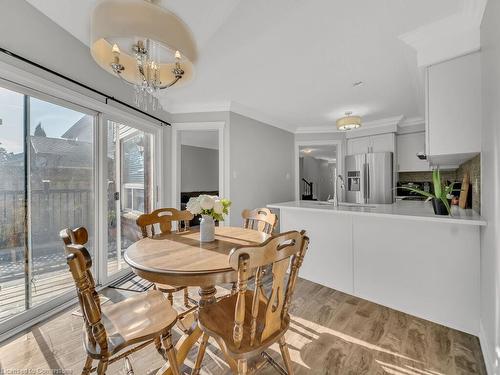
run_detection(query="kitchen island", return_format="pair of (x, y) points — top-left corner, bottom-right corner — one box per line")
(268, 200), (486, 335)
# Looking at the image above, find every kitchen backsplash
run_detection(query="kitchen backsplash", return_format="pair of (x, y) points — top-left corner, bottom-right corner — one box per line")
(456, 154), (480, 213)
(398, 154), (481, 213)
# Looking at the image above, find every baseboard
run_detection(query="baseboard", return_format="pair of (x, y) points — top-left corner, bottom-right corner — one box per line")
(480, 321), (495, 375)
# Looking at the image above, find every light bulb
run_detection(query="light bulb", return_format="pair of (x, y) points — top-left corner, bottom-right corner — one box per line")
(175, 50), (181, 60)
(112, 43), (120, 55)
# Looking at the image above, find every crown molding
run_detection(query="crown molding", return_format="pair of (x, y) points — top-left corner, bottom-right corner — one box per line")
(167, 100), (231, 114)
(166, 100), (295, 133)
(399, 0), (487, 67)
(295, 115), (404, 135)
(399, 116), (425, 127)
(228, 102), (293, 132)
(397, 116), (425, 134)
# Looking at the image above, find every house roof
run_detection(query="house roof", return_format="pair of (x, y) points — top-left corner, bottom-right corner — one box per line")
(30, 136), (93, 168)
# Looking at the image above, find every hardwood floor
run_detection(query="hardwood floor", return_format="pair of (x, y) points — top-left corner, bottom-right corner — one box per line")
(0, 278), (487, 374)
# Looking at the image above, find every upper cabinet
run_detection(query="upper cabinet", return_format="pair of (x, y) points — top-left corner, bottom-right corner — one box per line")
(347, 133), (395, 155)
(347, 136), (370, 155)
(426, 52), (481, 167)
(397, 132), (430, 172)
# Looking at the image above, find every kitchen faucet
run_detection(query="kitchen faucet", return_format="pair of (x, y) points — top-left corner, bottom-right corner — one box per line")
(333, 174), (345, 207)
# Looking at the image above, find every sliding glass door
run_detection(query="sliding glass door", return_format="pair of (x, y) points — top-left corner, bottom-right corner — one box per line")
(0, 86), (26, 321)
(103, 119), (155, 280)
(0, 82), (160, 334)
(0, 83), (96, 324)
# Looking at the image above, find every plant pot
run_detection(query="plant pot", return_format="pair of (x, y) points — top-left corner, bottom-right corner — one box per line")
(200, 215), (215, 242)
(431, 198), (448, 215)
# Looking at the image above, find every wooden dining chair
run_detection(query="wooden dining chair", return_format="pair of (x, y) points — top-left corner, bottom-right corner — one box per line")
(192, 230), (309, 375)
(136, 208), (194, 307)
(63, 242), (180, 375)
(241, 208), (277, 235)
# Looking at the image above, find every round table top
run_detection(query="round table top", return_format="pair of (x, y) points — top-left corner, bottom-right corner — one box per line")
(124, 226), (269, 286)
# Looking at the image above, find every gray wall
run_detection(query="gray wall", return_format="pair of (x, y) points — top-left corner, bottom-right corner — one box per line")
(181, 145), (218, 192)
(480, 2), (500, 373)
(229, 113), (294, 226)
(0, 0), (170, 124)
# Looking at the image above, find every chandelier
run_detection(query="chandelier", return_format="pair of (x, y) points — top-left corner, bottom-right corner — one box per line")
(90, 0), (197, 111)
(336, 111), (362, 131)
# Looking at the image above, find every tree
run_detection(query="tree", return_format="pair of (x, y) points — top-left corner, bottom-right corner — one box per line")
(34, 122), (46, 137)
(0, 143), (14, 163)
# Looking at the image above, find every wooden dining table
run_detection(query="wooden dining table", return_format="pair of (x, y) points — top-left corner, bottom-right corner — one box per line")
(124, 226), (270, 375)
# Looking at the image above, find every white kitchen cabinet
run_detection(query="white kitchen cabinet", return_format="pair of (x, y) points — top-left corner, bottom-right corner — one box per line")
(370, 133), (395, 153)
(279, 209), (354, 295)
(273, 203), (482, 335)
(347, 137), (370, 155)
(426, 52), (481, 166)
(397, 132), (430, 172)
(347, 133), (395, 155)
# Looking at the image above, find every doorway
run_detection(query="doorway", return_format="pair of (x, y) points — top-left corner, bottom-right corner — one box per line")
(171, 122), (228, 224)
(295, 140), (343, 201)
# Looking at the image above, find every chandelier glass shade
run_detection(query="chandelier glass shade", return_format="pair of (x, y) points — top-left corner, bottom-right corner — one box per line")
(336, 112), (362, 131)
(90, 0), (197, 111)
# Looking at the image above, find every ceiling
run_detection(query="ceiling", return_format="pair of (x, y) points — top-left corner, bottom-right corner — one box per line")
(27, 0), (463, 132)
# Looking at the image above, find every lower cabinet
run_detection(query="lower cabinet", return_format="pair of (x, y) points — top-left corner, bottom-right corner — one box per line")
(278, 208), (480, 336)
(280, 209), (354, 294)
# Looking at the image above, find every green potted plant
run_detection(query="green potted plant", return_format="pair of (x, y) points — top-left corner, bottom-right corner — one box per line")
(399, 169), (455, 216)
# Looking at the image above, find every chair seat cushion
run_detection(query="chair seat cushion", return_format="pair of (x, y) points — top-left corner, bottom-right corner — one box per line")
(84, 290), (177, 356)
(198, 291), (288, 357)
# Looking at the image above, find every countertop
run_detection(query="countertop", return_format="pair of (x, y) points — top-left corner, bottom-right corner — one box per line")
(267, 200), (486, 226)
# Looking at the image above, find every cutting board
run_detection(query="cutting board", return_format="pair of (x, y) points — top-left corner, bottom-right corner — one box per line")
(459, 173), (470, 209)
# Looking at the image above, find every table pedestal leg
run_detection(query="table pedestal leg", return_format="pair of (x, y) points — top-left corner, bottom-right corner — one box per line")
(156, 286), (217, 375)
(198, 285), (217, 307)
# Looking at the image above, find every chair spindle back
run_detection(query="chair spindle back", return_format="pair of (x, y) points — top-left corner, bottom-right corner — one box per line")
(136, 208), (194, 238)
(229, 230), (309, 348)
(241, 208), (277, 234)
(65, 243), (108, 354)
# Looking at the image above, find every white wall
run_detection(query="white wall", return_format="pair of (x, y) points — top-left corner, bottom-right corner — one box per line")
(480, 2), (500, 373)
(229, 112), (295, 226)
(180, 145), (218, 192)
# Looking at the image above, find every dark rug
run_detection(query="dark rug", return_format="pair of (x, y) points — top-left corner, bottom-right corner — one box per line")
(108, 273), (154, 292)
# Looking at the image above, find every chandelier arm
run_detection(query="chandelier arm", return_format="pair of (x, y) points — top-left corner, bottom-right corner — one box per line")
(113, 73), (137, 88)
(158, 76), (182, 89)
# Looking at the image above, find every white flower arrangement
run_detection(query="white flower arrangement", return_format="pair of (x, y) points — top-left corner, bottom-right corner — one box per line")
(186, 195), (231, 221)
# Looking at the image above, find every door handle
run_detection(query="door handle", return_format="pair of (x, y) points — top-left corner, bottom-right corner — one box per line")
(366, 164), (370, 200)
(363, 163), (368, 202)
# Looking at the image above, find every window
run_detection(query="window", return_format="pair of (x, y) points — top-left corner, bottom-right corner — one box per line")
(0, 84), (95, 324)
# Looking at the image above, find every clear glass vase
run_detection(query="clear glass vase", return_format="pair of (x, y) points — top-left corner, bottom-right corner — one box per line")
(200, 215), (215, 242)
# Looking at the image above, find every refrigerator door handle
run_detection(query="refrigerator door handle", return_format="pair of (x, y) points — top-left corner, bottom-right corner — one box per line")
(363, 162), (368, 202)
(366, 162), (370, 200)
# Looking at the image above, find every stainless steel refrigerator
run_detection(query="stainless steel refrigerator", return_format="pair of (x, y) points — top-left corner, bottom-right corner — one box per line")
(345, 152), (393, 204)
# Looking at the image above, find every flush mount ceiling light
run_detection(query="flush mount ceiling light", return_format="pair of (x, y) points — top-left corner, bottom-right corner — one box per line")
(336, 111), (362, 131)
(90, 0), (197, 111)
